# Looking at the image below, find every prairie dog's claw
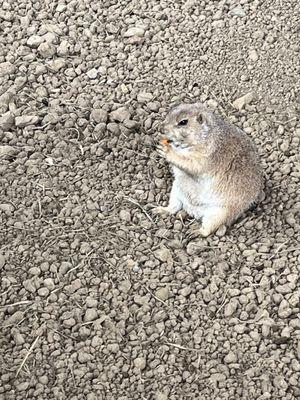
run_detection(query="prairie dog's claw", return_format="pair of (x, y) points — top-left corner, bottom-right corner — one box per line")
(156, 144), (167, 158)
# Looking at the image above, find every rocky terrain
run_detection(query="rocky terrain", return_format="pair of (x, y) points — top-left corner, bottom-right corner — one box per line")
(0, 0), (299, 399)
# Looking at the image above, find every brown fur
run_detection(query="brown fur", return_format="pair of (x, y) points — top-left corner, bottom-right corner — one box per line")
(155, 103), (264, 236)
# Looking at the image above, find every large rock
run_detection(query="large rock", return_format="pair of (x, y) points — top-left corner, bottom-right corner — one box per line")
(0, 145), (17, 157)
(15, 115), (39, 127)
(232, 92), (255, 110)
(123, 26), (145, 38)
(27, 35), (45, 48)
(0, 111), (14, 130)
(110, 107), (131, 122)
(90, 109), (108, 123)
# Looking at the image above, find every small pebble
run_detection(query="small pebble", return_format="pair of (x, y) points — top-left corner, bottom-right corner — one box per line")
(63, 318), (76, 328)
(87, 68), (98, 79)
(0, 254), (6, 268)
(133, 357), (146, 370)
(38, 42), (56, 58)
(224, 351), (237, 364)
(38, 287), (50, 297)
(0, 61), (15, 76)
(155, 287), (169, 301)
(84, 309), (98, 322)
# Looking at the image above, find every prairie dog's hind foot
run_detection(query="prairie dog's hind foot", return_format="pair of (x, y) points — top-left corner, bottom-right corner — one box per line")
(151, 205), (179, 215)
(197, 226), (212, 238)
(151, 206), (170, 215)
(194, 206), (234, 237)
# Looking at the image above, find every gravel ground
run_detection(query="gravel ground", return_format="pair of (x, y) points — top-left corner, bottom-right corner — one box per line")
(0, 0), (299, 399)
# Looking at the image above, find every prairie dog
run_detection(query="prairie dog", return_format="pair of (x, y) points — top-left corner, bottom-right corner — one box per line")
(154, 103), (264, 237)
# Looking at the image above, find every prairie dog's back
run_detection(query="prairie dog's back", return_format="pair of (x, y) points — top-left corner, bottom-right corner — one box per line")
(207, 125), (264, 208)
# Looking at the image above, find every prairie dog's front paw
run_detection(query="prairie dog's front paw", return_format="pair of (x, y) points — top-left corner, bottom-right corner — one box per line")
(156, 144), (169, 159)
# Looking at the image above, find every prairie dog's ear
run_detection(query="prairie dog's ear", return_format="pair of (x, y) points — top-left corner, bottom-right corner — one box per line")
(192, 102), (206, 109)
(197, 112), (210, 138)
(197, 113), (204, 124)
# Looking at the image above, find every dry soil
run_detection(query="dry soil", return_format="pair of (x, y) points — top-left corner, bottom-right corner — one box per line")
(0, 1), (299, 399)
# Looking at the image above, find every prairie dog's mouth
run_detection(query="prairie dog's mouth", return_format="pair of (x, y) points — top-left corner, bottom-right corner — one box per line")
(170, 140), (189, 150)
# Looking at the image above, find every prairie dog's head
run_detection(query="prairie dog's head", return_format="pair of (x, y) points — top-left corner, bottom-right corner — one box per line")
(162, 103), (214, 151)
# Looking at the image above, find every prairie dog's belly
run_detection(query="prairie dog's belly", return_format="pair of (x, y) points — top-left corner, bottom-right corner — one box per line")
(173, 167), (222, 218)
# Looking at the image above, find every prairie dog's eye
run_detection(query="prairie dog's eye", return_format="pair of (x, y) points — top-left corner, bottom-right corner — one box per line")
(178, 119), (188, 126)
(197, 114), (203, 123)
